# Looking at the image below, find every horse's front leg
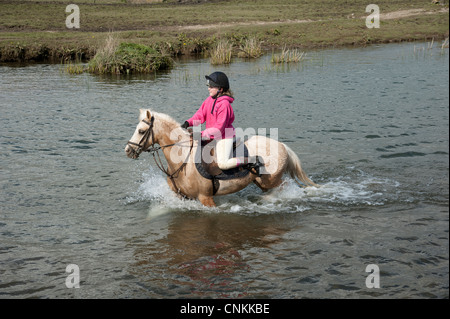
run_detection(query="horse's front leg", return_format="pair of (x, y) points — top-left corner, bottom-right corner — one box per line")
(166, 177), (215, 207)
(198, 194), (216, 207)
(166, 177), (188, 200)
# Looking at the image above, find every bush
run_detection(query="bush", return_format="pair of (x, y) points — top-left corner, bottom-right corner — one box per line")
(88, 38), (173, 74)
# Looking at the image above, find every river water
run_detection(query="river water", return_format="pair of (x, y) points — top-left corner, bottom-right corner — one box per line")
(0, 42), (448, 299)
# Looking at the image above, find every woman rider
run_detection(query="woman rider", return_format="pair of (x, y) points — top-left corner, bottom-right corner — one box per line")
(181, 72), (260, 172)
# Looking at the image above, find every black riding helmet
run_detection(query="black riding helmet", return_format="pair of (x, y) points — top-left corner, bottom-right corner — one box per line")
(205, 72), (230, 92)
(181, 72), (231, 129)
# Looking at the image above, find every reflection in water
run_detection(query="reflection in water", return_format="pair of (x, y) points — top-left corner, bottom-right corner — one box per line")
(128, 213), (289, 298)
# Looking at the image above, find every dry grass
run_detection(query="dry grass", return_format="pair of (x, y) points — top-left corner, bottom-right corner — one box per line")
(238, 36), (263, 59)
(101, 33), (119, 56)
(271, 46), (306, 63)
(86, 33), (120, 73)
(209, 39), (233, 65)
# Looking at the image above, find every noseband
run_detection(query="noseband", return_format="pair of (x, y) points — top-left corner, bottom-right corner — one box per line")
(127, 116), (155, 156)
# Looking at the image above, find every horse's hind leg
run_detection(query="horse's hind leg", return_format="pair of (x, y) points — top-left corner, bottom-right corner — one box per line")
(253, 173), (284, 192)
(198, 194), (216, 207)
(253, 179), (269, 192)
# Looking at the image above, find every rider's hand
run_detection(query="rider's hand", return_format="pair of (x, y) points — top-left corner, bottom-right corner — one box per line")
(181, 121), (189, 129)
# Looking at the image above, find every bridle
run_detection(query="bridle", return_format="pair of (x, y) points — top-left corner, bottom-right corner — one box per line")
(126, 116), (156, 155)
(127, 116), (193, 190)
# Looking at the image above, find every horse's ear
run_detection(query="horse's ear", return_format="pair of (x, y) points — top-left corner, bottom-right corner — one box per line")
(146, 110), (152, 120)
(139, 109), (145, 120)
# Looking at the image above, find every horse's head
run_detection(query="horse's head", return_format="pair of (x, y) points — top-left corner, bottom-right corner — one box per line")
(125, 109), (155, 159)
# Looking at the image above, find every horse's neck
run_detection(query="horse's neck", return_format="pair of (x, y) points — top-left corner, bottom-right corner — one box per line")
(154, 117), (178, 147)
(156, 122), (191, 169)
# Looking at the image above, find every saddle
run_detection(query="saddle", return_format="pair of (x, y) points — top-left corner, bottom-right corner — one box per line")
(194, 137), (264, 195)
(194, 137), (251, 181)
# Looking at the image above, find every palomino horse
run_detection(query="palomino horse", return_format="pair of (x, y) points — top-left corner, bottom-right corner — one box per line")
(125, 109), (318, 207)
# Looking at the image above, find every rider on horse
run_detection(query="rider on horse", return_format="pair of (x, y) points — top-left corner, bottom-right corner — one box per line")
(181, 72), (261, 174)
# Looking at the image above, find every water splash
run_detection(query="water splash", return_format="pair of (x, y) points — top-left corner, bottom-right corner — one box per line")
(124, 167), (212, 219)
(125, 166), (400, 215)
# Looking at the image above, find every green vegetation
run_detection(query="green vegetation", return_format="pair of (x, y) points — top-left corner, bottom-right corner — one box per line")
(0, 0), (448, 64)
(87, 36), (172, 74)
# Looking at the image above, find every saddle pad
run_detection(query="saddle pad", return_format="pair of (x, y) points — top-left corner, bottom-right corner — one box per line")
(195, 140), (250, 181)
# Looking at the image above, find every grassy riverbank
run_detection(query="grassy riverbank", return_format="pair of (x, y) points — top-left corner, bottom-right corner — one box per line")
(0, 0), (448, 63)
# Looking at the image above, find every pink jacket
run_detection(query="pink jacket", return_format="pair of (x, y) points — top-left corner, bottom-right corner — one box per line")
(187, 95), (235, 140)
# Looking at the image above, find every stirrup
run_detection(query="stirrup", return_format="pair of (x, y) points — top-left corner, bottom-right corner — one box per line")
(245, 156), (262, 177)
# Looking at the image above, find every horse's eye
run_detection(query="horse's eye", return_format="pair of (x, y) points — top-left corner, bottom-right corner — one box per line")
(138, 129), (145, 134)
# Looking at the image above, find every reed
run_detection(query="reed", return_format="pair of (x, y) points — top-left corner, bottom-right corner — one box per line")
(441, 37), (449, 49)
(209, 39), (233, 65)
(238, 36), (263, 59)
(86, 33), (119, 73)
(427, 37), (434, 49)
(271, 46), (306, 63)
(64, 61), (85, 74)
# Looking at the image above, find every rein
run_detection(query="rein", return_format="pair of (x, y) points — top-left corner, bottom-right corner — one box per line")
(127, 117), (193, 183)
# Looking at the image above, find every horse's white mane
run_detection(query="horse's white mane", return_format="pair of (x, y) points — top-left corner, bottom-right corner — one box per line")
(141, 109), (189, 137)
(152, 111), (180, 128)
(140, 109), (180, 126)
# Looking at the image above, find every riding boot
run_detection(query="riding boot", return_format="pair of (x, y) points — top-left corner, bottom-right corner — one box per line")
(238, 156), (263, 177)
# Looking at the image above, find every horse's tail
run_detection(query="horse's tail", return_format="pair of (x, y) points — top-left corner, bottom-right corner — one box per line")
(283, 143), (319, 188)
